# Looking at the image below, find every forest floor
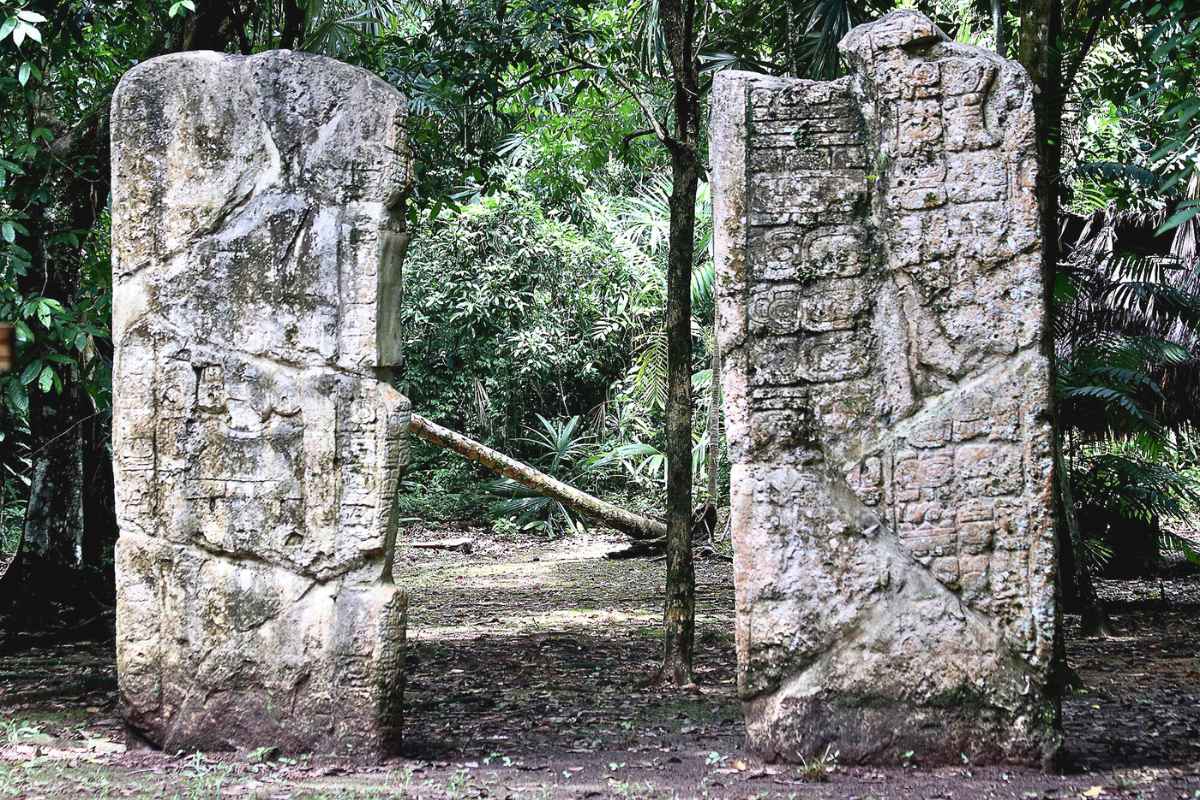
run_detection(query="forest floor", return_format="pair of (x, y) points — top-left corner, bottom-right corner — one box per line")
(0, 527), (1198, 799)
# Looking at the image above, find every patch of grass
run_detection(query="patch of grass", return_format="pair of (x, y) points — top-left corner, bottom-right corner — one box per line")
(797, 745), (839, 782)
(1, 718), (48, 746)
(0, 763), (27, 797)
(174, 753), (234, 799)
(606, 778), (661, 799)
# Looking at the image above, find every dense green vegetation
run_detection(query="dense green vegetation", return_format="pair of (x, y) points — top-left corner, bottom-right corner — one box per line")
(0, 0), (1197, 641)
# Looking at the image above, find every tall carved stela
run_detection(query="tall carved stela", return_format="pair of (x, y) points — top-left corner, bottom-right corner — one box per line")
(110, 51), (411, 757)
(711, 12), (1060, 764)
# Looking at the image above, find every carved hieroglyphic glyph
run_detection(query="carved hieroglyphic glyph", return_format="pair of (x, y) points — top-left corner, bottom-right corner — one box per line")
(711, 11), (1059, 765)
(111, 51), (411, 758)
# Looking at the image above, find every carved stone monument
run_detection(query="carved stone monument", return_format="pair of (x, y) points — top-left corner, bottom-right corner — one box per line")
(110, 51), (411, 757)
(711, 11), (1059, 765)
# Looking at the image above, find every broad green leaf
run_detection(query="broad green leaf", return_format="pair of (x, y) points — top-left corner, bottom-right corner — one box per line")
(16, 10), (46, 23)
(20, 359), (42, 386)
(5, 379), (28, 415)
(18, 62), (30, 86)
(1, 222), (14, 243)
(0, 18), (15, 40)
(37, 365), (53, 393)
(24, 22), (40, 43)
(14, 320), (33, 343)
(1156, 203), (1200, 236)
(12, 21), (25, 46)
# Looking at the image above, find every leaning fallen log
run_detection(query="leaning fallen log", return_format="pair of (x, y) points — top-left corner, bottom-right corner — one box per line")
(408, 413), (668, 541)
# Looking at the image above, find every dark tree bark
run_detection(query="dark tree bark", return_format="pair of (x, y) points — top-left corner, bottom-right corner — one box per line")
(280, 0), (308, 50)
(61, 112), (118, 584)
(705, 328), (721, 510)
(174, 0), (245, 52)
(11, 160), (80, 569)
(21, 387), (84, 570)
(993, 0), (1007, 55)
(1019, 0), (1110, 638)
(657, 0), (701, 687)
(80, 409), (117, 578)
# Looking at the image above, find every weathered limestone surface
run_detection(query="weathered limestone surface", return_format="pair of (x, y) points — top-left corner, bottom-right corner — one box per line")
(110, 50), (411, 757)
(711, 11), (1059, 765)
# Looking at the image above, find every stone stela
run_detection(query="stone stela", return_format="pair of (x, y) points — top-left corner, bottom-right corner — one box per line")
(711, 11), (1060, 765)
(110, 50), (412, 758)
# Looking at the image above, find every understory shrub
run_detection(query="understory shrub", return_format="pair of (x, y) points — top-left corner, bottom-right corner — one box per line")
(398, 184), (641, 446)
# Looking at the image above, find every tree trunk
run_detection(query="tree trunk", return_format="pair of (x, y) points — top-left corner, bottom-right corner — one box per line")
(1055, 448), (1110, 635)
(3, 190), (91, 626)
(1020, 0), (1103, 634)
(80, 406), (118, 585)
(409, 413), (667, 539)
(174, 0), (245, 52)
(62, 112), (118, 587)
(1020, 0), (1111, 680)
(658, 0), (701, 687)
(993, 0), (1007, 55)
(280, 0), (307, 50)
(22, 389), (84, 569)
(705, 327), (721, 508)
(661, 167), (697, 680)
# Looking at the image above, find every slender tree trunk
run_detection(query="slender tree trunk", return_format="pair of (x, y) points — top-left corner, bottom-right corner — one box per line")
(660, 150), (698, 685)
(175, 0), (245, 52)
(705, 331), (721, 509)
(80, 406), (117, 583)
(993, 0), (1007, 55)
(62, 113), (118, 586)
(409, 413), (667, 539)
(1055, 448), (1109, 634)
(280, 0), (307, 50)
(1020, 0), (1109, 634)
(22, 386), (85, 569)
(657, 0), (701, 687)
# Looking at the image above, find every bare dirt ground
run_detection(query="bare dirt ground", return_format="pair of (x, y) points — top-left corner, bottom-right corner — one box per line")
(1, 528), (1198, 799)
